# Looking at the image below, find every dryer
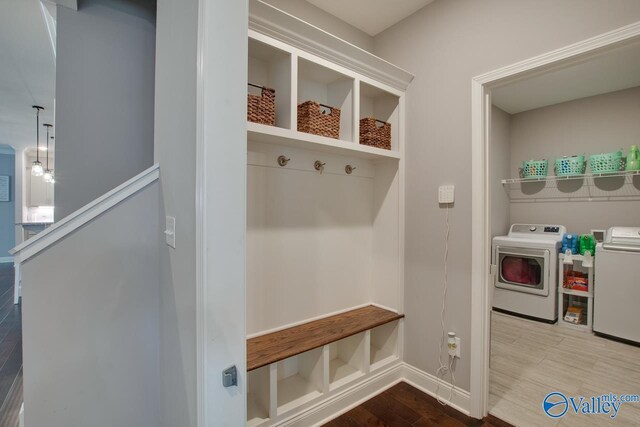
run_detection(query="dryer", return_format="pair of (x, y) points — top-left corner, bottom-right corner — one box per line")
(492, 224), (566, 323)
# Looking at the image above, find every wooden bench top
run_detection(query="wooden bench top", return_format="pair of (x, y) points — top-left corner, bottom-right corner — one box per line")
(247, 305), (404, 371)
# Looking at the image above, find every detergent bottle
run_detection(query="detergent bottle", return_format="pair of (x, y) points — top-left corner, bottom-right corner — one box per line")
(561, 234), (578, 254)
(579, 234), (596, 256)
(627, 144), (640, 171)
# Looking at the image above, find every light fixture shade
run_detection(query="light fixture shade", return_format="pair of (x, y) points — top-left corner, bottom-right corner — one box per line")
(43, 170), (53, 182)
(32, 161), (44, 176)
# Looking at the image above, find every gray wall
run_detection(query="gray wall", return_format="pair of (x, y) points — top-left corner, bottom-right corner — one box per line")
(154, 0), (198, 425)
(0, 148), (16, 259)
(509, 86), (640, 234)
(373, 0), (640, 392)
(22, 182), (161, 427)
(490, 106), (511, 240)
(55, 0), (156, 221)
(262, 0), (374, 52)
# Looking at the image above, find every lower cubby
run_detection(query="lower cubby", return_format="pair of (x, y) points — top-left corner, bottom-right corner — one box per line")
(328, 333), (366, 390)
(247, 366), (271, 426)
(370, 321), (399, 368)
(277, 348), (324, 414)
(559, 292), (593, 331)
(246, 306), (404, 425)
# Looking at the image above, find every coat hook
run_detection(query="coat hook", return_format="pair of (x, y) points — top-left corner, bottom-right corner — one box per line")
(345, 165), (356, 175)
(277, 155), (290, 167)
(314, 160), (326, 174)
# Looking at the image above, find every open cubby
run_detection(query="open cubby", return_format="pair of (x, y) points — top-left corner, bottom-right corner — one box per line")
(297, 57), (354, 141)
(248, 38), (292, 129)
(359, 81), (400, 152)
(276, 348), (324, 414)
(247, 366), (271, 426)
(370, 321), (399, 368)
(328, 333), (366, 390)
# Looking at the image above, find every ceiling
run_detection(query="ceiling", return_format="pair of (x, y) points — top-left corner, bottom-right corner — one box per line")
(305, 0), (434, 36)
(0, 0), (56, 153)
(492, 40), (640, 114)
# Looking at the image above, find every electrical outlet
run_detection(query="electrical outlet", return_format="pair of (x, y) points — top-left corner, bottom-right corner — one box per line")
(438, 185), (455, 204)
(455, 337), (461, 358)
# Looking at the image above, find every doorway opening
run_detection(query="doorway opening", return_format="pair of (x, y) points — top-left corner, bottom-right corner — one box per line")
(471, 21), (640, 425)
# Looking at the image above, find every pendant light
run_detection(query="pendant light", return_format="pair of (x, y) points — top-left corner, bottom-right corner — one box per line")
(31, 106), (44, 177)
(43, 124), (54, 183)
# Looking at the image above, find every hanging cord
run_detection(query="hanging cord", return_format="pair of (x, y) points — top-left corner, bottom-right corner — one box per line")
(435, 204), (456, 405)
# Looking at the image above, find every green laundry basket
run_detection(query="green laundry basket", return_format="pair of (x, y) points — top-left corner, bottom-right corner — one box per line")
(555, 155), (586, 177)
(521, 159), (548, 179)
(589, 151), (623, 174)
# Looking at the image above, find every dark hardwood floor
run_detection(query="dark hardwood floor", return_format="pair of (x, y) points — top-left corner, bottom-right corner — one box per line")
(0, 263), (22, 427)
(323, 382), (510, 427)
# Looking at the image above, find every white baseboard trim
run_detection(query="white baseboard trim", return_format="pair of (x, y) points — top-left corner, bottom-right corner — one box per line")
(270, 362), (470, 426)
(0, 257), (14, 264)
(281, 363), (404, 427)
(402, 363), (471, 416)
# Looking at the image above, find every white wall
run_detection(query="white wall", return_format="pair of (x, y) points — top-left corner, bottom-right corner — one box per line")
(490, 106), (511, 239)
(153, 0), (198, 425)
(373, 0), (640, 392)
(509, 86), (640, 234)
(262, 0), (374, 52)
(247, 146), (375, 334)
(21, 183), (161, 427)
(55, 0), (156, 220)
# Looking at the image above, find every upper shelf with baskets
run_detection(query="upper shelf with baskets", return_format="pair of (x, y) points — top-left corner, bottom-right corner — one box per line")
(502, 170), (640, 202)
(246, 30), (406, 161)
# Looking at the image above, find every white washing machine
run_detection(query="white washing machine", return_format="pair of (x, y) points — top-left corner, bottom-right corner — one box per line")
(492, 224), (566, 323)
(594, 226), (640, 343)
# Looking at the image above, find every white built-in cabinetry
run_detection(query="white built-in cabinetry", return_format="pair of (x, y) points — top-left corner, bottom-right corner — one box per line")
(29, 173), (54, 207)
(246, 4), (413, 424)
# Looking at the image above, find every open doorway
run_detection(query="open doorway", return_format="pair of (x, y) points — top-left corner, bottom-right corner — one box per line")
(0, 0), (57, 424)
(472, 22), (640, 426)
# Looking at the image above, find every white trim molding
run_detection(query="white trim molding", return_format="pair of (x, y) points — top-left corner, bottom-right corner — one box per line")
(402, 363), (471, 416)
(249, 0), (414, 91)
(470, 20), (640, 419)
(10, 164), (160, 263)
(260, 362), (467, 427)
(0, 257), (14, 264)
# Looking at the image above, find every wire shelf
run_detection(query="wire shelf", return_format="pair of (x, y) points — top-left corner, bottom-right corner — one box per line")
(501, 170), (640, 202)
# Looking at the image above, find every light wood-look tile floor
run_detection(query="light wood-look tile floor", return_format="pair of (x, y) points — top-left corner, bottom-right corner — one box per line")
(489, 310), (640, 427)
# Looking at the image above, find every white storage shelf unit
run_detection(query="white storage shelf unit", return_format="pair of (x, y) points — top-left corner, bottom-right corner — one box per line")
(558, 253), (594, 330)
(246, 5), (412, 424)
(246, 319), (402, 426)
(247, 31), (404, 161)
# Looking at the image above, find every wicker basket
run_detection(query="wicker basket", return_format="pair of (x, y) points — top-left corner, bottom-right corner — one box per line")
(247, 83), (275, 126)
(297, 101), (341, 139)
(359, 118), (391, 150)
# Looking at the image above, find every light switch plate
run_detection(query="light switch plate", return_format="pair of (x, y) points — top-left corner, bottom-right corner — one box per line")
(438, 185), (455, 204)
(165, 216), (176, 248)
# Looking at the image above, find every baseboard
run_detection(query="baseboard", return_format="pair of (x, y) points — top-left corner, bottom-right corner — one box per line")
(278, 363), (404, 427)
(269, 362), (469, 426)
(402, 363), (471, 415)
(0, 257), (14, 264)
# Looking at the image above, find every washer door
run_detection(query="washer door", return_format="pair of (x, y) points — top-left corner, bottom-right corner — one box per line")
(495, 246), (550, 296)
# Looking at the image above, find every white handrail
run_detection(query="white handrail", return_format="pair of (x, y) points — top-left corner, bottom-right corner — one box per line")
(11, 163), (160, 263)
